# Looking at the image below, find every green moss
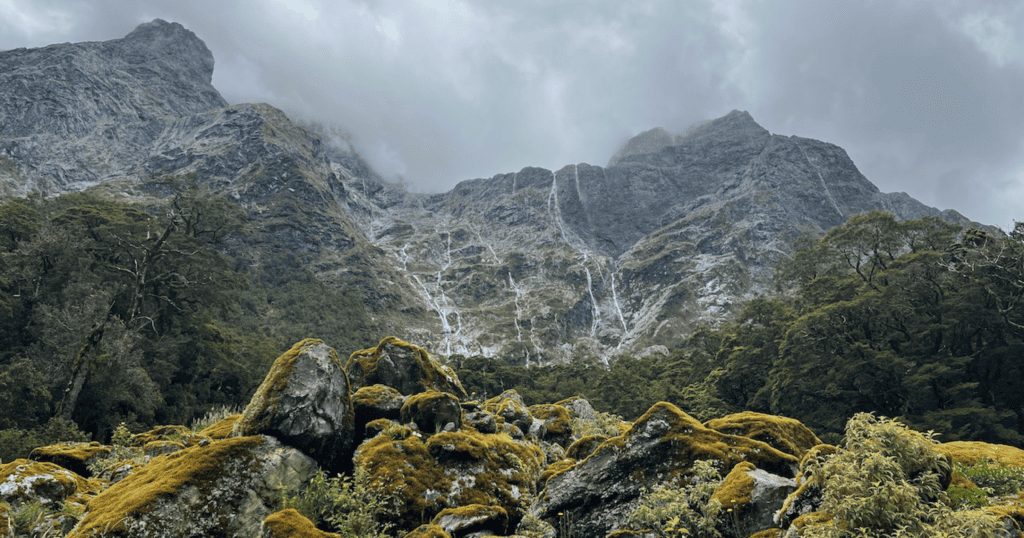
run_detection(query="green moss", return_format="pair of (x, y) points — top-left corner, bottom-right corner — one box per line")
(68, 436), (265, 537)
(710, 461), (756, 510)
(262, 508), (342, 538)
(234, 339), (339, 435)
(705, 412), (823, 458)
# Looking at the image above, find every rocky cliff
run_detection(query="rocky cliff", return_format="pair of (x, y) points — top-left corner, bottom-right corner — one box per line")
(0, 20), (974, 362)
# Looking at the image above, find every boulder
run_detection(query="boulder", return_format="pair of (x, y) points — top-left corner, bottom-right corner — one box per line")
(710, 462), (796, 538)
(705, 412), (822, 459)
(0, 459), (93, 507)
(404, 524), (452, 538)
(355, 428), (544, 533)
(401, 390), (463, 433)
(484, 390), (533, 433)
(463, 411), (497, 434)
(346, 336), (467, 398)
(353, 384), (406, 423)
(233, 338), (354, 473)
(556, 395), (599, 423)
(431, 505), (509, 537)
(936, 441), (1024, 467)
(260, 508), (341, 538)
(67, 435), (318, 538)
(29, 442), (112, 478)
(529, 404), (573, 448)
(532, 402), (799, 538)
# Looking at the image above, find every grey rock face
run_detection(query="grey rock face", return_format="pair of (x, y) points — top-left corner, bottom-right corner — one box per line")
(346, 336), (468, 399)
(233, 339), (355, 474)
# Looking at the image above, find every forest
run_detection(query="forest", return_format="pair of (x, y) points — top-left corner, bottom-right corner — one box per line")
(0, 186), (1022, 458)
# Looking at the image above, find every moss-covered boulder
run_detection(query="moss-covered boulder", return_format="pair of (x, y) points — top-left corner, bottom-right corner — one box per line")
(0, 459), (94, 507)
(355, 428), (544, 533)
(260, 508), (341, 538)
(346, 336), (467, 398)
(233, 339), (355, 473)
(484, 390), (533, 433)
(529, 404), (573, 448)
(431, 504), (510, 537)
(532, 402), (799, 538)
(353, 384), (406, 423)
(463, 411), (497, 434)
(67, 435), (318, 538)
(705, 412), (822, 459)
(403, 524), (452, 538)
(556, 395), (599, 423)
(710, 461), (796, 537)
(29, 441), (112, 478)
(401, 390), (463, 433)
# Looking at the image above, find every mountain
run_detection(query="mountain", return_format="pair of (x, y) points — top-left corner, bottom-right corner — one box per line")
(0, 20), (975, 362)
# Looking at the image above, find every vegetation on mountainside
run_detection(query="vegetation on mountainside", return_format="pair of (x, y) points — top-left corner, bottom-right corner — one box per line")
(0, 183), (377, 448)
(456, 212), (1024, 446)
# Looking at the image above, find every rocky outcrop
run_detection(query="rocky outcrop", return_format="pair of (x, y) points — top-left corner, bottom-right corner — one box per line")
(711, 462), (796, 538)
(431, 505), (510, 537)
(532, 402), (798, 538)
(706, 412), (823, 459)
(401, 390), (463, 433)
(347, 336), (467, 399)
(68, 435), (317, 538)
(28, 442), (111, 478)
(0, 459), (94, 507)
(233, 339), (355, 473)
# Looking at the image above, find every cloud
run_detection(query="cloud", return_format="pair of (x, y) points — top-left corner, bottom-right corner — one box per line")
(1, 0), (1021, 229)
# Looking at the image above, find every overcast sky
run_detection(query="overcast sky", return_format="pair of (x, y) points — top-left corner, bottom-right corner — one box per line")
(2, 0), (1022, 229)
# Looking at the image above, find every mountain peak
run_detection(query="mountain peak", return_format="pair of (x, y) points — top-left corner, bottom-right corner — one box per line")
(118, 19), (217, 84)
(608, 110), (770, 167)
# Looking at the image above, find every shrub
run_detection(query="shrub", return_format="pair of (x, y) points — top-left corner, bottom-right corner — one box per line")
(627, 460), (725, 538)
(799, 413), (1004, 538)
(280, 467), (396, 538)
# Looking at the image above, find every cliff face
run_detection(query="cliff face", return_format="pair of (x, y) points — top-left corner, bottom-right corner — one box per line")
(0, 21), (974, 361)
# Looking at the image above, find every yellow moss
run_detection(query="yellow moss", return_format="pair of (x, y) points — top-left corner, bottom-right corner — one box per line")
(987, 499), (1024, 528)
(799, 444), (838, 471)
(199, 414), (242, 440)
(936, 441), (1024, 467)
(235, 339), (339, 435)
(711, 461), (757, 510)
(791, 511), (832, 531)
(129, 425), (208, 447)
(262, 508), (341, 538)
(949, 470), (979, 490)
(347, 336), (467, 398)
(29, 442), (110, 463)
(356, 428), (543, 531)
(603, 402), (798, 483)
(528, 404), (572, 437)
(705, 412), (823, 458)
(0, 459), (90, 502)
(747, 530), (782, 538)
(565, 435), (608, 461)
(539, 459), (577, 486)
(352, 384), (404, 407)
(68, 436), (265, 537)
(403, 524), (452, 538)
(430, 504), (509, 534)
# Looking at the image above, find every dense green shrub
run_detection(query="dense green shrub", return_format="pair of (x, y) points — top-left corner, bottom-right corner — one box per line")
(627, 460), (724, 538)
(0, 417), (89, 463)
(280, 468), (396, 537)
